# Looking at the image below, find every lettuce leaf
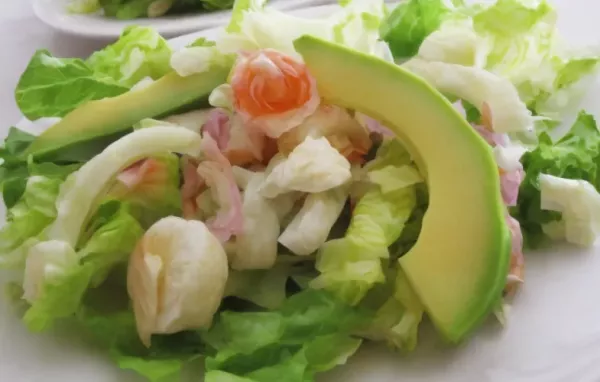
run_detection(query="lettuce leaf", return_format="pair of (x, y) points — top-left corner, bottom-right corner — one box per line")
(198, 0), (235, 11)
(226, 0), (268, 33)
(514, 111), (600, 247)
(78, 200), (145, 285)
(0, 157), (81, 268)
(0, 176), (62, 268)
(380, 0), (450, 59)
(397, 0), (600, 120)
(260, 137), (351, 198)
(87, 26), (172, 87)
(402, 58), (534, 133)
(15, 50), (128, 120)
(358, 267), (424, 352)
(76, 307), (204, 382)
(21, 201), (143, 331)
(278, 188), (349, 256)
(16, 127), (200, 330)
(202, 289), (365, 382)
(15, 26), (172, 120)
(230, 172), (280, 270)
(311, 140), (419, 305)
(67, 0), (101, 13)
(218, 0), (387, 59)
(538, 174), (600, 246)
(99, 0), (161, 19)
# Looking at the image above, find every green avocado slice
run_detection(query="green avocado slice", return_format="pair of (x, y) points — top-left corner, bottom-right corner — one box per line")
(294, 35), (511, 343)
(23, 65), (231, 160)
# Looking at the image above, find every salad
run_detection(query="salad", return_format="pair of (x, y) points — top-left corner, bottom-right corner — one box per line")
(2, 0), (600, 381)
(68, 0), (242, 19)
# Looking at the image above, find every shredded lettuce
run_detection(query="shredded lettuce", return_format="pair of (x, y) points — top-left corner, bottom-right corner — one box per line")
(379, 0), (451, 59)
(403, 58), (534, 133)
(260, 137), (351, 198)
(76, 307), (204, 382)
(384, 0), (600, 121)
(87, 26), (172, 87)
(224, 257), (309, 310)
(514, 111), (600, 247)
(170, 46), (232, 77)
(359, 267), (424, 351)
(279, 187), (349, 256)
(21, 201), (143, 331)
(202, 289), (366, 382)
(0, 142), (81, 268)
(538, 174), (600, 247)
(218, 0), (388, 59)
(230, 172), (280, 270)
(311, 140), (420, 305)
(0, 176), (63, 268)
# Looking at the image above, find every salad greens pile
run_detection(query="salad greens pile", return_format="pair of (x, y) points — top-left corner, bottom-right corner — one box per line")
(2, 0), (600, 381)
(69, 0), (239, 19)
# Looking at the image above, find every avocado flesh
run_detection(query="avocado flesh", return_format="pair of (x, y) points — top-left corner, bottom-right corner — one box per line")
(294, 36), (511, 343)
(23, 65), (231, 159)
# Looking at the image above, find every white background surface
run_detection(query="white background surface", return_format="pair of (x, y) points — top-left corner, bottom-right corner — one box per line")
(2, 1), (600, 382)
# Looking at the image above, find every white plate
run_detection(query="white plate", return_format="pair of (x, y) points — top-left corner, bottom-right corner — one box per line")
(4, 1), (600, 382)
(32, 0), (331, 39)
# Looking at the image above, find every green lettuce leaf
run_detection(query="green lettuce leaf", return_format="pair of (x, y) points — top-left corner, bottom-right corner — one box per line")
(402, 0), (600, 120)
(87, 26), (172, 87)
(0, 176), (62, 268)
(99, 0), (159, 19)
(224, 261), (295, 310)
(14, 50), (128, 120)
(78, 200), (145, 286)
(358, 267), (424, 352)
(226, 0), (267, 33)
(380, 0), (450, 59)
(17, 126), (199, 331)
(219, 0), (387, 59)
(198, 0), (235, 11)
(0, 127), (37, 207)
(15, 25), (172, 120)
(514, 111), (600, 247)
(22, 201), (143, 331)
(0, 158), (80, 268)
(202, 289), (365, 382)
(310, 140), (419, 305)
(76, 307), (204, 382)
(472, 0), (552, 36)
(92, 0), (236, 19)
(67, 0), (101, 13)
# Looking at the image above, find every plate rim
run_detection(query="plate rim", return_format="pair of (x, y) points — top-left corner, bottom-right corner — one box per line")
(32, 0), (330, 39)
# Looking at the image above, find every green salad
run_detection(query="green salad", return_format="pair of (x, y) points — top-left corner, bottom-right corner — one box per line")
(68, 0), (239, 19)
(2, 0), (600, 381)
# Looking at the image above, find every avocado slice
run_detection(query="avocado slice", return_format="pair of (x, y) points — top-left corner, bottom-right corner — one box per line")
(23, 65), (231, 159)
(294, 36), (511, 343)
